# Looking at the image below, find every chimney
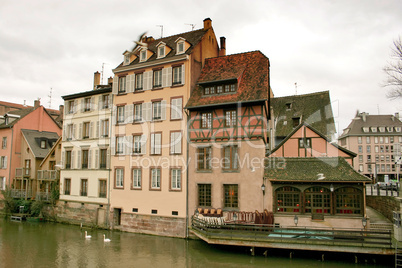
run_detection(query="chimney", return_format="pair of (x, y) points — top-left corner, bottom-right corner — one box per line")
(108, 76), (113, 85)
(203, 18), (212, 30)
(396, 112), (400, 120)
(34, 99), (40, 108)
(59, 105), (64, 115)
(94, 71), (101, 90)
(219, 36), (226, 57)
(361, 112), (366, 122)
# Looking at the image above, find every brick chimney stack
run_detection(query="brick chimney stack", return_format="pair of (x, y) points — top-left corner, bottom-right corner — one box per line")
(59, 105), (64, 115)
(94, 71), (101, 90)
(219, 36), (226, 57)
(108, 76), (113, 85)
(203, 18), (212, 30)
(34, 99), (40, 108)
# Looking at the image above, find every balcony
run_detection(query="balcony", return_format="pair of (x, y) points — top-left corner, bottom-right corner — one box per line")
(15, 168), (31, 178)
(36, 192), (51, 202)
(37, 170), (59, 181)
(11, 189), (32, 199)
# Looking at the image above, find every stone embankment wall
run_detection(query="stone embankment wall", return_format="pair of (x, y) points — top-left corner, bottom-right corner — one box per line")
(366, 195), (401, 222)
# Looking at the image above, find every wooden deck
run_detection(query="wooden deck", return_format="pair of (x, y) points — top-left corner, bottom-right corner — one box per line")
(190, 216), (395, 255)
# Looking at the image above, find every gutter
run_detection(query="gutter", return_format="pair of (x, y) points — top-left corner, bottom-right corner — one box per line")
(185, 99), (269, 110)
(113, 54), (189, 73)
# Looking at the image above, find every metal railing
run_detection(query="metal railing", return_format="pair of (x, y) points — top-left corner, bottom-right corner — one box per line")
(366, 184), (399, 197)
(11, 189), (32, 199)
(37, 170), (59, 180)
(191, 216), (393, 248)
(36, 192), (51, 202)
(15, 168), (31, 178)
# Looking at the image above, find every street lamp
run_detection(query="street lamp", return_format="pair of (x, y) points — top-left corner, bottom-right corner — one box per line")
(330, 184), (334, 192)
(261, 183), (265, 195)
(294, 215), (298, 226)
(362, 217), (367, 228)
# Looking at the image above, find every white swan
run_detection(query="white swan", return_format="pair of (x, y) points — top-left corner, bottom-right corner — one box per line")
(103, 234), (111, 242)
(85, 231), (91, 239)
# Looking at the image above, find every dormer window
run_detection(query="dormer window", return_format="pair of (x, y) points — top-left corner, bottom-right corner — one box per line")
(203, 83), (237, 96)
(40, 140), (46, 149)
(371, 127), (377, 132)
(175, 38), (186, 54)
(292, 117), (300, 127)
(124, 54), (130, 65)
(379, 127), (385, 132)
(140, 49), (147, 62)
(157, 42), (166, 58)
(362, 127), (369, 133)
(396, 127), (402, 132)
(387, 127), (393, 132)
(286, 103), (292, 110)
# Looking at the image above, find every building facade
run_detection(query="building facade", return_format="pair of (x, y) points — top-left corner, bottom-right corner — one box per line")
(109, 18), (223, 237)
(58, 78), (113, 228)
(338, 112), (402, 182)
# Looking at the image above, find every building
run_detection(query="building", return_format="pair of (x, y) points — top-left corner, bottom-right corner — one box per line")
(109, 18), (223, 237)
(338, 112), (402, 182)
(266, 123), (370, 229)
(185, 50), (271, 221)
(58, 73), (113, 228)
(0, 100), (62, 193)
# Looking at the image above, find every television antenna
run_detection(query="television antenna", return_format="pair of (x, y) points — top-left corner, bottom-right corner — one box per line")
(185, 23), (196, 31)
(156, 25), (163, 38)
(48, 87), (52, 108)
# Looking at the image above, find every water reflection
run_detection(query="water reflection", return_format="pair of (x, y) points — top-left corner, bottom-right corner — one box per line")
(0, 219), (392, 267)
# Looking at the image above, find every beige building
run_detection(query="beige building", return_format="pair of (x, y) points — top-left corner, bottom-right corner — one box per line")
(58, 74), (113, 227)
(338, 112), (402, 182)
(110, 18), (223, 237)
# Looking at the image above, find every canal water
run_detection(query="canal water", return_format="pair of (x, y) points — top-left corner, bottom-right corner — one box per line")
(0, 219), (392, 267)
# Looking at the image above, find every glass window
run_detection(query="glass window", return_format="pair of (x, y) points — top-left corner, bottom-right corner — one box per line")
(116, 136), (124, 155)
(83, 122), (90, 139)
(197, 147), (212, 171)
(366, 136), (370, 144)
(99, 180), (107, 198)
(102, 94), (109, 109)
(177, 41), (184, 54)
(64, 178), (71, 195)
(100, 149), (107, 169)
(153, 69), (162, 87)
(225, 110), (237, 127)
(65, 151), (72, 169)
(173, 66), (182, 85)
(134, 103), (142, 122)
(115, 168), (124, 188)
(358, 145), (362, 153)
(366, 145), (371, 153)
(132, 168), (141, 189)
(198, 184), (211, 207)
(84, 97), (91, 112)
(335, 187), (362, 215)
(158, 46), (164, 58)
(118, 76), (126, 93)
(67, 100), (75, 114)
(1, 137), (6, 149)
(150, 133), (161, 155)
(117, 106), (125, 124)
(276, 186), (301, 213)
(222, 146), (238, 171)
(358, 137), (362, 144)
(304, 187), (331, 214)
(80, 179), (88, 196)
(201, 112), (212, 128)
(299, 138), (311, 148)
(151, 168), (161, 189)
(133, 135), (142, 154)
(224, 184), (238, 208)
(152, 101), (162, 120)
(81, 149), (89, 169)
(171, 168), (181, 190)
(135, 73), (143, 90)
(100, 119), (109, 137)
(140, 50), (146, 61)
(359, 155), (363, 163)
(170, 131), (182, 154)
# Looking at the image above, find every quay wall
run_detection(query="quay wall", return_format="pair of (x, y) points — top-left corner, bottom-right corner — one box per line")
(366, 195), (401, 222)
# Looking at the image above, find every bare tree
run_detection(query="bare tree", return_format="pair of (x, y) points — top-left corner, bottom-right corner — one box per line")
(383, 36), (402, 99)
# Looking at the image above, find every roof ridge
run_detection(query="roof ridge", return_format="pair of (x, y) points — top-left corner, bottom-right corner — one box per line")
(205, 50), (266, 62)
(273, 90), (330, 100)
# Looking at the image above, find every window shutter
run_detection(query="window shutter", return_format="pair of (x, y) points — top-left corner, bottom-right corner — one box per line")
(81, 99), (85, 113)
(150, 134), (155, 154)
(112, 76), (118, 94)
(71, 151), (75, 169)
(95, 149), (99, 169)
(170, 132), (175, 154)
(161, 100), (167, 121)
(176, 98), (183, 119)
(88, 149), (92, 169)
(108, 94), (112, 109)
(141, 135), (147, 155)
(106, 148), (110, 169)
(89, 122), (93, 138)
(4, 156), (7, 168)
(155, 133), (161, 154)
(61, 150), (65, 169)
(79, 123), (83, 140)
(98, 96), (102, 110)
(91, 96), (95, 111)
(166, 67), (172, 87)
(143, 71), (152, 90)
(127, 74), (135, 93)
(72, 124), (76, 140)
(127, 104), (134, 123)
(74, 100), (78, 113)
(143, 102), (152, 122)
(63, 128), (66, 141)
(175, 132), (182, 154)
(112, 107), (117, 126)
(127, 135), (133, 155)
(162, 68), (168, 87)
(111, 137), (116, 156)
(181, 65), (185, 84)
(96, 121), (100, 138)
(77, 150), (81, 170)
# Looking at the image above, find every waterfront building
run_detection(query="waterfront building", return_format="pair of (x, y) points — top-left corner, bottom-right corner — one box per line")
(109, 18), (222, 237)
(267, 123), (370, 228)
(58, 73), (113, 227)
(0, 100), (62, 196)
(185, 50), (271, 221)
(338, 112), (402, 182)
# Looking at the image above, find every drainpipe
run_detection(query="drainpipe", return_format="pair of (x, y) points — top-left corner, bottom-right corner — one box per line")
(185, 108), (190, 238)
(8, 127), (13, 188)
(107, 94), (114, 229)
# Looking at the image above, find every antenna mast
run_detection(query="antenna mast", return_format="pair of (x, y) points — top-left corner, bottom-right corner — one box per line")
(185, 23), (196, 31)
(295, 82), (297, 95)
(156, 25), (163, 38)
(48, 87), (52, 108)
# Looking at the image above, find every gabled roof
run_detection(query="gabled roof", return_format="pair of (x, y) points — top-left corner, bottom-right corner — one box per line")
(40, 136), (62, 167)
(185, 51), (270, 109)
(269, 122), (356, 157)
(0, 107), (35, 129)
(115, 28), (209, 69)
(338, 112), (402, 139)
(265, 157), (370, 182)
(21, 129), (59, 159)
(62, 87), (112, 100)
(271, 91), (335, 138)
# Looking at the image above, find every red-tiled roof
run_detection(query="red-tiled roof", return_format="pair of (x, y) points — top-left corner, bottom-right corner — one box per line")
(186, 51), (270, 108)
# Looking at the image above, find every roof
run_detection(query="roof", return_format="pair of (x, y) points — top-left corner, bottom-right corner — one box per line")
(0, 101), (32, 109)
(269, 122), (356, 157)
(62, 87), (112, 100)
(185, 51), (270, 109)
(0, 107), (35, 129)
(271, 91), (336, 138)
(265, 157), (371, 182)
(21, 129), (59, 159)
(40, 136), (62, 167)
(338, 112), (402, 139)
(114, 28), (209, 69)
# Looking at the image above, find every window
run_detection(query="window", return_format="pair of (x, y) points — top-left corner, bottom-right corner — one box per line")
(2, 137), (7, 149)
(170, 131), (182, 155)
(152, 101), (162, 120)
(100, 149), (107, 169)
(366, 137), (370, 144)
(40, 140), (46, 149)
(65, 151), (72, 169)
(197, 147), (212, 171)
(225, 110), (237, 127)
(80, 179), (88, 196)
(153, 69), (162, 88)
(150, 133), (161, 155)
(0, 177), (5, 191)
(359, 164), (364, 172)
(292, 117), (300, 127)
(276, 186), (301, 213)
(83, 122), (90, 139)
(368, 164), (372, 173)
(217, 85), (223, 94)
(134, 103), (142, 122)
(385, 137), (389, 143)
(171, 97), (183, 120)
(286, 103), (292, 110)
(371, 127), (377, 133)
(64, 178), (71, 195)
(304, 187), (331, 214)
(133, 135), (142, 154)
(177, 41), (184, 54)
(150, 168), (161, 190)
(116, 136), (124, 155)
(117, 106), (125, 124)
(198, 184), (211, 207)
(380, 137), (384, 143)
(100, 119), (109, 137)
(374, 137), (378, 144)
(380, 145), (384, 153)
(335, 187), (362, 215)
(140, 50), (147, 62)
(358, 145), (362, 153)
(367, 154), (372, 162)
(0, 156), (6, 169)
(99, 180), (107, 198)
(172, 66), (182, 85)
(124, 54), (130, 65)
(299, 138), (311, 148)
(201, 112), (212, 129)
(375, 145), (379, 153)
(391, 137), (394, 143)
(102, 95), (110, 109)
(366, 145), (371, 153)
(135, 73), (144, 90)
(358, 137), (362, 144)
(132, 168), (141, 189)
(224, 184), (238, 208)
(363, 127), (369, 133)
(359, 155), (363, 163)
(66, 124), (74, 140)
(222, 146), (238, 171)
(115, 168), (124, 188)
(118, 76), (126, 93)
(81, 149), (89, 169)
(170, 168), (181, 190)
(158, 46), (165, 58)
(379, 127), (385, 133)
(224, 85), (230, 93)
(84, 97), (91, 112)
(66, 100), (75, 114)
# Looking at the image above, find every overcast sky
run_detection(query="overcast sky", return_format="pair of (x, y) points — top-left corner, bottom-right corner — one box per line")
(1, 0), (401, 135)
